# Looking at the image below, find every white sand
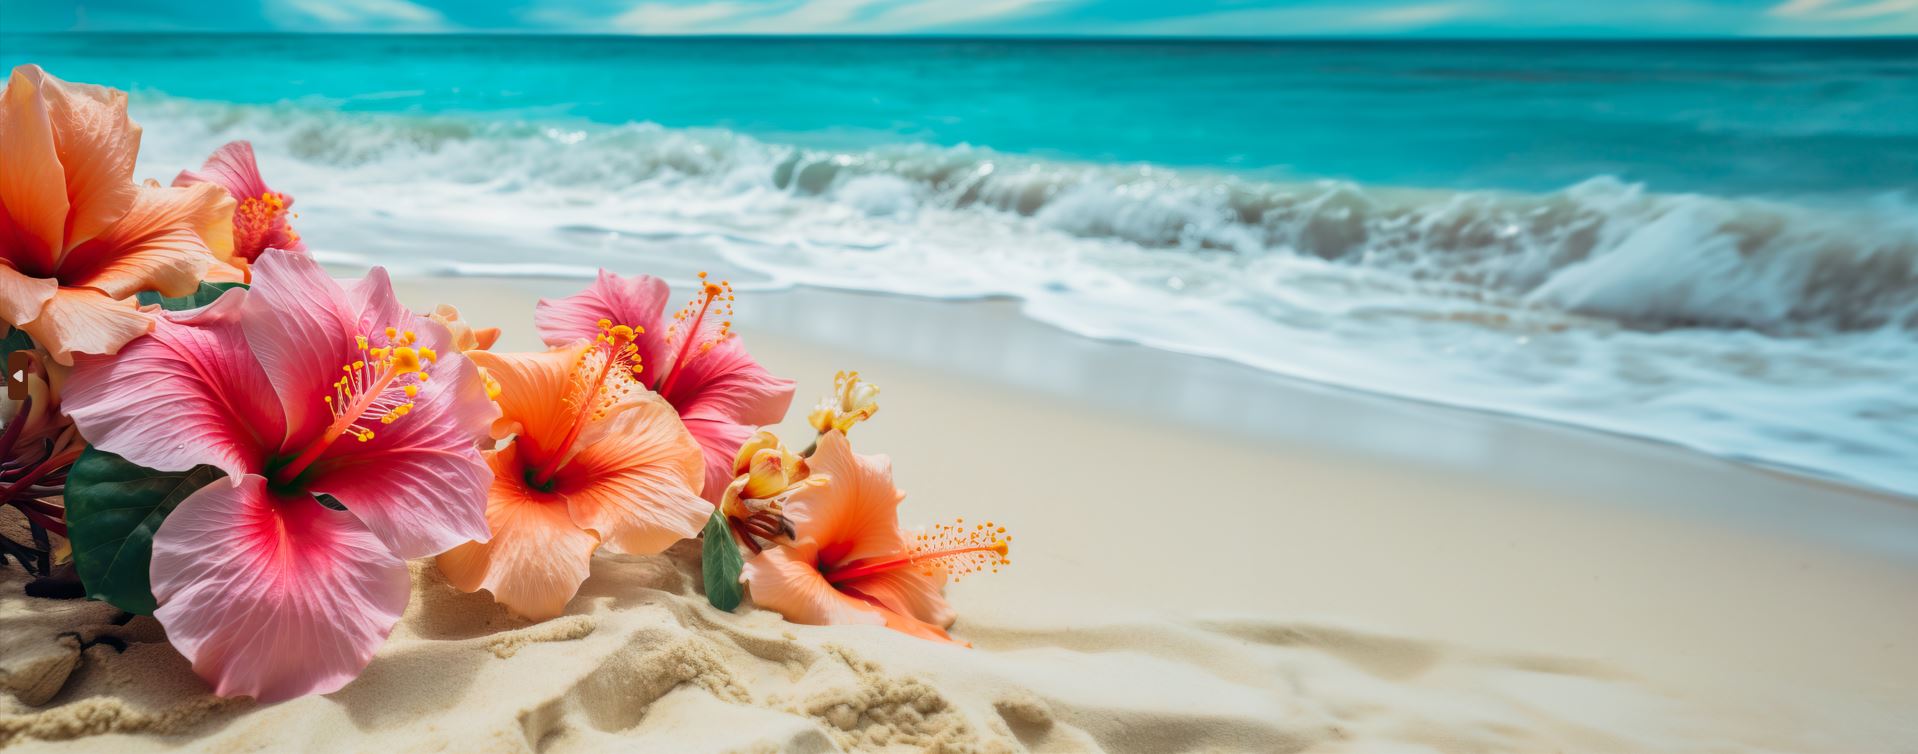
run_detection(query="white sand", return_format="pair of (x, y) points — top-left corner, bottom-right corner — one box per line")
(3, 278), (1916, 753)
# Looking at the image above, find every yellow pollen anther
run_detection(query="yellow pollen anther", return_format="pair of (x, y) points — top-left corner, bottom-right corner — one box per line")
(277, 328), (436, 484)
(390, 347), (423, 375)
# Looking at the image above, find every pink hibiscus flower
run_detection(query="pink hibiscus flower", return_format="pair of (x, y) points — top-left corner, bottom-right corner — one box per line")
(534, 271), (794, 500)
(173, 140), (304, 278)
(63, 249), (497, 702)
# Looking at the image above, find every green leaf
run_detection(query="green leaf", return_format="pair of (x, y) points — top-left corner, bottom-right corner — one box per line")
(135, 281), (245, 311)
(700, 510), (745, 612)
(64, 447), (225, 614)
(0, 328), (34, 361)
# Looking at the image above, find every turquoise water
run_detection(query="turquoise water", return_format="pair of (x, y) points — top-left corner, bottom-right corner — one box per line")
(7, 34), (1918, 196)
(5, 34), (1917, 496)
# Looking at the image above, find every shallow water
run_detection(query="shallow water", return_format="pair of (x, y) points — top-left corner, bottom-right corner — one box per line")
(6, 34), (1915, 496)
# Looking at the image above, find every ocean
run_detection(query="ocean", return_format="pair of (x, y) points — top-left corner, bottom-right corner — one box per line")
(5, 33), (1916, 496)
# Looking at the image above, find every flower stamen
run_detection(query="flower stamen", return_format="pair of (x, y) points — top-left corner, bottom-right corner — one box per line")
(233, 191), (296, 262)
(655, 272), (735, 395)
(271, 330), (428, 485)
(531, 319), (645, 485)
(825, 519), (1012, 584)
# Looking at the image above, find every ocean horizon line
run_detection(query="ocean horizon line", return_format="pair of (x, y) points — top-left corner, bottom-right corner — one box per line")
(7, 30), (1918, 44)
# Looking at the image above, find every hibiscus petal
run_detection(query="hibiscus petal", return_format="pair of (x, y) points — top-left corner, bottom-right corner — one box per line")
(64, 290), (284, 478)
(203, 259), (248, 285)
(239, 249), (361, 443)
(742, 545), (885, 628)
(343, 264), (412, 339)
(307, 445), (492, 559)
(560, 395), (710, 555)
(782, 430), (909, 569)
(0, 263), (57, 329)
(861, 602), (961, 644)
(34, 67), (140, 253)
(19, 287), (152, 365)
(151, 475), (410, 703)
(0, 69), (69, 272)
(0, 65), (139, 265)
(57, 182), (230, 299)
(437, 445), (600, 621)
(840, 567), (957, 631)
(659, 337), (795, 427)
(306, 318), (497, 559)
(466, 344), (584, 450)
(534, 269), (671, 374)
(171, 140), (269, 201)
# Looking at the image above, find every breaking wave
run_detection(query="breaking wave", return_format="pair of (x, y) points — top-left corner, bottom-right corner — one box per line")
(130, 95), (1918, 337)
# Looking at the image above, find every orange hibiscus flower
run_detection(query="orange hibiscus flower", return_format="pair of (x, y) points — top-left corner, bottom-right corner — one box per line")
(437, 323), (712, 619)
(0, 64), (233, 364)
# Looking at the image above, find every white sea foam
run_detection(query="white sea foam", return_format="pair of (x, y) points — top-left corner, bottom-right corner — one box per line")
(126, 96), (1918, 497)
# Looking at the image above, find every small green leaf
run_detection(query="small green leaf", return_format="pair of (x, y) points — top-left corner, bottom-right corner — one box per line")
(64, 447), (225, 614)
(0, 328), (34, 361)
(135, 282), (245, 311)
(700, 510), (745, 612)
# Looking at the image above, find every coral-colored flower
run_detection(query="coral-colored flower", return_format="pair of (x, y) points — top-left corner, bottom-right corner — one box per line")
(535, 271), (794, 500)
(0, 65), (234, 365)
(437, 322), (711, 620)
(62, 250), (498, 702)
(742, 431), (1009, 644)
(173, 140), (304, 278)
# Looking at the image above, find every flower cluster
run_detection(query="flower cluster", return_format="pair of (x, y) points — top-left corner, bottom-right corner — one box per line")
(0, 65), (1010, 704)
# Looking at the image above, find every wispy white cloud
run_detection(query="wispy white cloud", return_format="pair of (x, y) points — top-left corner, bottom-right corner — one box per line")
(278, 0), (447, 29)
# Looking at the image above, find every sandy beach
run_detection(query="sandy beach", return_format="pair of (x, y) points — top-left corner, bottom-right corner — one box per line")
(0, 275), (1912, 752)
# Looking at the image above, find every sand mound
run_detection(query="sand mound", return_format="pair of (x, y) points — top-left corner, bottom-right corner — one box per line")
(0, 541), (1858, 753)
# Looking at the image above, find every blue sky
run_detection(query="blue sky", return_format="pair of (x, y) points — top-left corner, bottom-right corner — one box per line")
(2, 0), (1913, 36)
